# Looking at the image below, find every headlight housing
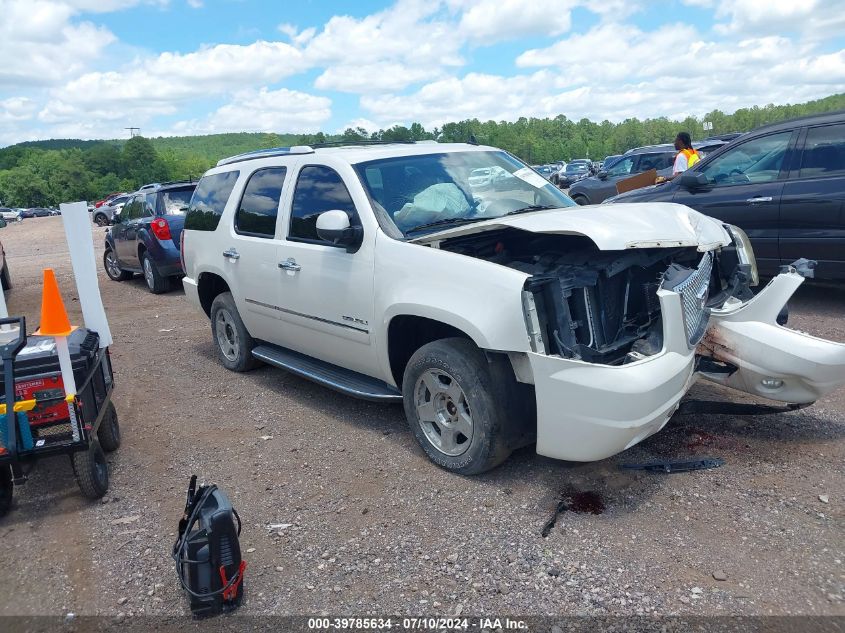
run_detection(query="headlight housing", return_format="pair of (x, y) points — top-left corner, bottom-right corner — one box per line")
(725, 224), (759, 286)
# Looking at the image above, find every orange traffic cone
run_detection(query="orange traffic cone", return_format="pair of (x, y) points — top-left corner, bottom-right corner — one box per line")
(36, 268), (74, 337)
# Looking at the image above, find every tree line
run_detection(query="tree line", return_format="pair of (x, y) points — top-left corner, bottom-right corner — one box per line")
(1, 93), (842, 208)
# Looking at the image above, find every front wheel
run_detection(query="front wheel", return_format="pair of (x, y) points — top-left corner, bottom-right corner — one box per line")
(210, 292), (259, 372)
(142, 252), (171, 294)
(0, 466), (13, 517)
(402, 338), (513, 475)
(93, 213), (109, 226)
(571, 194), (589, 206)
(104, 249), (132, 281)
(72, 441), (109, 499)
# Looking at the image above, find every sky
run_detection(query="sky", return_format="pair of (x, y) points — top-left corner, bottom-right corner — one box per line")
(1, 0), (844, 147)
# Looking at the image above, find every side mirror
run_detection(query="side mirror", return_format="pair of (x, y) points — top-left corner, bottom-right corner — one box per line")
(597, 170), (608, 180)
(316, 210), (362, 251)
(679, 171), (708, 190)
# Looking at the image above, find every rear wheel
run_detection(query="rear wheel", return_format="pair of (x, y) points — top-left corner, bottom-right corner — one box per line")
(1, 261), (11, 291)
(402, 338), (514, 475)
(97, 402), (121, 452)
(572, 194), (589, 206)
(104, 249), (132, 281)
(142, 252), (171, 294)
(72, 440), (109, 499)
(210, 292), (259, 372)
(0, 466), (13, 517)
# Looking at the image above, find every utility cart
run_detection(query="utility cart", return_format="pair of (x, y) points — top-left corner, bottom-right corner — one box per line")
(0, 316), (119, 516)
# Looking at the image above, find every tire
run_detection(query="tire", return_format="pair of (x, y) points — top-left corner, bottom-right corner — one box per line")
(572, 194), (589, 206)
(93, 213), (109, 227)
(210, 292), (259, 372)
(0, 466), (13, 517)
(1, 261), (11, 291)
(402, 338), (514, 475)
(103, 248), (132, 281)
(72, 440), (109, 499)
(142, 252), (171, 294)
(97, 401), (121, 452)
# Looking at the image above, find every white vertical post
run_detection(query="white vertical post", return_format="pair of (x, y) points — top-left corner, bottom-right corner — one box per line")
(59, 202), (113, 347)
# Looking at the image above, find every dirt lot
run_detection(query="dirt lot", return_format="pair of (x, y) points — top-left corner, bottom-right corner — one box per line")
(0, 216), (842, 621)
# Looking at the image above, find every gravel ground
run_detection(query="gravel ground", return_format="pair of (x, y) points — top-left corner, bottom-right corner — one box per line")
(0, 215), (842, 622)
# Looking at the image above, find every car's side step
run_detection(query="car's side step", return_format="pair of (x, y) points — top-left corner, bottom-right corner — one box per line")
(252, 344), (403, 403)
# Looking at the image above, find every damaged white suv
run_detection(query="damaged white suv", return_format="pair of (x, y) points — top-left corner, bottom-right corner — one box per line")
(182, 142), (845, 474)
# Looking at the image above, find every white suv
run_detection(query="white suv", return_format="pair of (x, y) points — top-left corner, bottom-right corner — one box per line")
(181, 142), (845, 474)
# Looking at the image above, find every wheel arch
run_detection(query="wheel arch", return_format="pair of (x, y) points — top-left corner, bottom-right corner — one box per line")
(197, 272), (231, 317)
(386, 313), (480, 389)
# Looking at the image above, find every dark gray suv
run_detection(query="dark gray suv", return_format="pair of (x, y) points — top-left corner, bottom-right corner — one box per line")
(568, 140), (725, 205)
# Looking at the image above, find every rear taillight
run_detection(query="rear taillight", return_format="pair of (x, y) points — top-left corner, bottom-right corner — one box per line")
(180, 230), (186, 272)
(151, 217), (171, 241)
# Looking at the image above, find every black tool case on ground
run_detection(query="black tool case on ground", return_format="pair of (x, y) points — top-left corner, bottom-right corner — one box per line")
(0, 327), (112, 453)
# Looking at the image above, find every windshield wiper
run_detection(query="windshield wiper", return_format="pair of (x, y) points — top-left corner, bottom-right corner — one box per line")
(504, 204), (557, 216)
(405, 217), (482, 235)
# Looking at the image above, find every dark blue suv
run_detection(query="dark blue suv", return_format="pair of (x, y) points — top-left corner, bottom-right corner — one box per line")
(103, 181), (197, 293)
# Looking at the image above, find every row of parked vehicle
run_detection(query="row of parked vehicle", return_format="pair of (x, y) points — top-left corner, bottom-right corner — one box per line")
(0, 206), (61, 221)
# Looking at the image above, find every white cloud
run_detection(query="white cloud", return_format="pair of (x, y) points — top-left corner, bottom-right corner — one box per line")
(450, 0), (578, 42)
(169, 88), (331, 135)
(186, 0), (202, 8)
(296, 0), (464, 94)
(0, 0), (117, 87)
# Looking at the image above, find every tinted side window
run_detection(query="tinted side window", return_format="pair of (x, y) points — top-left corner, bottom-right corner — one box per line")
(162, 188), (194, 215)
(699, 131), (792, 186)
(289, 166), (357, 242)
(800, 124), (845, 178)
(127, 196), (144, 220)
(185, 171), (240, 231)
(236, 167), (286, 238)
(144, 193), (157, 216)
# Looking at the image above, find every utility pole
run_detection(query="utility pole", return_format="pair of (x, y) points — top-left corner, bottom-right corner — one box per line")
(125, 127), (140, 138)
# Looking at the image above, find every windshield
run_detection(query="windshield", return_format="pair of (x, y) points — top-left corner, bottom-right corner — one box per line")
(354, 150), (576, 237)
(566, 163), (589, 173)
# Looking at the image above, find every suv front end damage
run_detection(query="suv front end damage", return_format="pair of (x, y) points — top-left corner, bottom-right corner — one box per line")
(438, 224), (843, 462)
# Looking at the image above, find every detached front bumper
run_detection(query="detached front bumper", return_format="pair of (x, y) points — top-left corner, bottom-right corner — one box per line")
(529, 287), (696, 462)
(528, 269), (845, 463)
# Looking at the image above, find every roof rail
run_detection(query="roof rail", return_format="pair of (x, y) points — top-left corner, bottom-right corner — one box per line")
(310, 139), (419, 148)
(217, 145), (314, 167)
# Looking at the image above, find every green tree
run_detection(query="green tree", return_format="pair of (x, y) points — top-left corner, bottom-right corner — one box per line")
(121, 135), (167, 187)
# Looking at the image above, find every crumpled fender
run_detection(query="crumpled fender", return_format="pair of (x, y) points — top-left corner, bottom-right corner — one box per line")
(700, 271), (845, 403)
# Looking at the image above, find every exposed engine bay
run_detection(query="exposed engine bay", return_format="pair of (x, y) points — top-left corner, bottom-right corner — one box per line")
(435, 228), (755, 366)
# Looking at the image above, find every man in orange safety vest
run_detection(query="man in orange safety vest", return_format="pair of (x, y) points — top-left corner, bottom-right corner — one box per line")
(656, 132), (699, 183)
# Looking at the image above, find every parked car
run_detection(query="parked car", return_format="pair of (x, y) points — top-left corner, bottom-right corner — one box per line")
(556, 161), (591, 187)
(468, 166), (511, 189)
(21, 207), (55, 218)
(180, 141), (845, 475)
(103, 180), (197, 293)
(607, 110), (845, 280)
(568, 140), (725, 205)
(92, 194), (131, 226)
(532, 164), (556, 180)
(0, 207), (22, 222)
(95, 192), (122, 208)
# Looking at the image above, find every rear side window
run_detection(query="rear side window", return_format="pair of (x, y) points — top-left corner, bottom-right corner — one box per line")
(235, 167), (286, 238)
(800, 124), (845, 178)
(162, 188), (195, 215)
(185, 171), (240, 231)
(289, 166), (357, 243)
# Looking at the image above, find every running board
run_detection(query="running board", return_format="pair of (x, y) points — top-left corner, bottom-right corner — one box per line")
(252, 344), (403, 403)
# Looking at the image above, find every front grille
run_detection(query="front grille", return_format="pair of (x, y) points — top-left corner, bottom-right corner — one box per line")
(663, 251), (713, 347)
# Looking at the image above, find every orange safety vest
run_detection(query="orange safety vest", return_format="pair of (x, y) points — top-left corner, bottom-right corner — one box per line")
(679, 147), (700, 168)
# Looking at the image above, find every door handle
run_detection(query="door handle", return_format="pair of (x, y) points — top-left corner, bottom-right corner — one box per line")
(222, 248), (240, 260)
(278, 258), (301, 272)
(746, 196), (773, 203)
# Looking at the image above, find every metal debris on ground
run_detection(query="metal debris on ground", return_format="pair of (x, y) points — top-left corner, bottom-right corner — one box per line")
(620, 457), (725, 473)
